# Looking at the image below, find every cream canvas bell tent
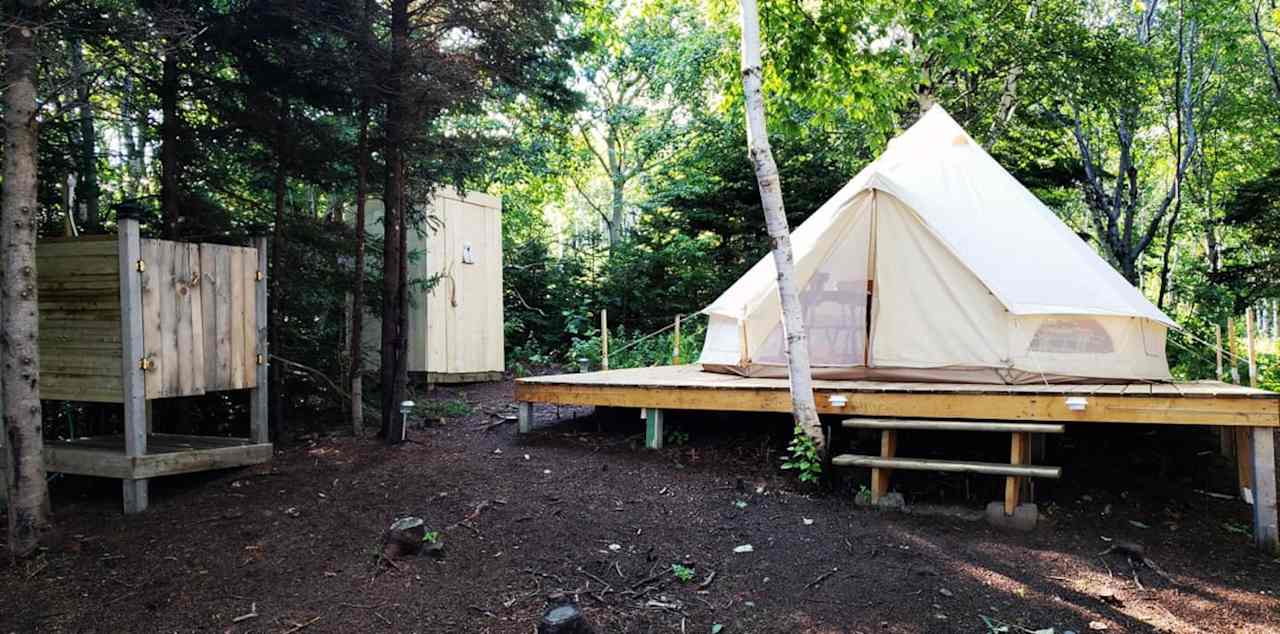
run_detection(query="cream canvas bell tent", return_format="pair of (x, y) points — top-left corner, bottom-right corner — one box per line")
(698, 105), (1175, 384)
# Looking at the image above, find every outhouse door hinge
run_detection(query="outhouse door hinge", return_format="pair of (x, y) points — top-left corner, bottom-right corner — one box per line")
(139, 355), (155, 371)
(256, 270), (263, 282)
(136, 259), (146, 273)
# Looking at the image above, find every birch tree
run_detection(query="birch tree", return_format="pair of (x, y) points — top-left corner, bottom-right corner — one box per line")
(737, 0), (823, 452)
(3, 0), (52, 558)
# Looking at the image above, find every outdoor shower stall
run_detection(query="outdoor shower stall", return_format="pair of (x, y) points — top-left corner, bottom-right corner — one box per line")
(2, 215), (271, 513)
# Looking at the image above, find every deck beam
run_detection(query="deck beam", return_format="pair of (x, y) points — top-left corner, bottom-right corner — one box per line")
(515, 375), (1279, 428)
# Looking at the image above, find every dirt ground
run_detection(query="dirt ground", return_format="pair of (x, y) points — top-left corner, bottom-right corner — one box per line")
(3, 378), (1280, 633)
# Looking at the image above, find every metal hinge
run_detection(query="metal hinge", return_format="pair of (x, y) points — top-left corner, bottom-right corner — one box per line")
(136, 259), (146, 273)
(256, 270), (263, 282)
(139, 355), (155, 371)
(256, 353), (265, 365)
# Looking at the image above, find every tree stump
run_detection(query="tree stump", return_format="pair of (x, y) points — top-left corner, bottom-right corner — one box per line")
(538, 601), (593, 634)
(382, 517), (426, 560)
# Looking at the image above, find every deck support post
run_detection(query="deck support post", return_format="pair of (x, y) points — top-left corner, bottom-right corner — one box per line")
(1005, 431), (1029, 515)
(870, 430), (896, 502)
(518, 402), (533, 434)
(118, 213), (149, 513)
(644, 408), (665, 449)
(1251, 427), (1279, 553)
(249, 236), (270, 444)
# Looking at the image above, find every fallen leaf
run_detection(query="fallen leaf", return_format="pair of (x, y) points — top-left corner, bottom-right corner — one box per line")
(733, 544), (753, 553)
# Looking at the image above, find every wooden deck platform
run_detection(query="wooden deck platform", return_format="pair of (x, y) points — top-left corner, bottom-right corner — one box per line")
(516, 365), (1280, 553)
(42, 433), (272, 480)
(515, 365), (1280, 427)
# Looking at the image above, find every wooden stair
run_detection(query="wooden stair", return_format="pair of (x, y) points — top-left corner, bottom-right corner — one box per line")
(831, 417), (1064, 515)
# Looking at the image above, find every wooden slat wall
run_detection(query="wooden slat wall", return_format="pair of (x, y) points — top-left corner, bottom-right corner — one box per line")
(141, 239), (207, 399)
(196, 244), (257, 392)
(36, 238), (124, 402)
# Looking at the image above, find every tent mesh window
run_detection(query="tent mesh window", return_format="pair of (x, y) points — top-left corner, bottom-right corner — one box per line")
(1028, 318), (1114, 354)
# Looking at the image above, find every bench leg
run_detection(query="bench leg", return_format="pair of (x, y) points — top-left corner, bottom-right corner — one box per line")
(518, 402), (533, 434)
(871, 430), (896, 503)
(1251, 427), (1278, 553)
(1005, 431), (1029, 516)
(644, 408), (664, 449)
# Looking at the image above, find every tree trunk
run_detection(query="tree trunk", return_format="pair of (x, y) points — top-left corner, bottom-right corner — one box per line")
(70, 37), (100, 230)
(270, 97), (290, 441)
(349, 100), (370, 435)
(121, 75), (144, 199)
(160, 39), (180, 237)
(380, 0), (410, 443)
(3, 2), (52, 558)
(737, 0), (823, 452)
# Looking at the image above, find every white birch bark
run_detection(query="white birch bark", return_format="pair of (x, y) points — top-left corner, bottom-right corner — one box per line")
(737, 0), (824, 451)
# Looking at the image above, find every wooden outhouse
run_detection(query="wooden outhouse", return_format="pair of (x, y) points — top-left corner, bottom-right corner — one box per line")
(2, 212), (271, 513)
(364, 189), (505, 383)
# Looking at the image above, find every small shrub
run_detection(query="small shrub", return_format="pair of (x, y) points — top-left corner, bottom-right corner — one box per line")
(781, 424), (823, 483)
(671, 563), (696, 583)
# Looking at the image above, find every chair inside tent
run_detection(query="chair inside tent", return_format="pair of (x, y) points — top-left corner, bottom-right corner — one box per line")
(697, 106), (1176, 384)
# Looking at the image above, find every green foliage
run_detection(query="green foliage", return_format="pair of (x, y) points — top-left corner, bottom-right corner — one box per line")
(671, 563), (696, 583)
(666, 430), (690, 447)
(422, 531), (440, 544)
(415, 399), (472, 420)
(781, 425), (823, 484)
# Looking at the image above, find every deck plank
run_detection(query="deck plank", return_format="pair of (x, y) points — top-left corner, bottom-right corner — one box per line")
(515, 366), (1280, 427)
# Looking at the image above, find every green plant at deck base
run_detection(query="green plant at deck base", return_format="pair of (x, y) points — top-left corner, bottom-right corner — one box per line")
(781, 424), (822, 483)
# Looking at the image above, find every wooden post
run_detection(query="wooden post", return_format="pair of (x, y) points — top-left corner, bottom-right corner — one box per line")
(601, 309), (609, 371)
(870, 429), (896, 503)
(1005, 431), (1029, 516)
(118, 213), (149, 513)
(672, 315), (681, 365)
(250, 236), (270, 444)
(1234, 310), (1259, 502)
(518, 401), (532, 434)
(1248, 309), (1259, 388)
(1216, 323), (1234, 458)
(1228, 316), (1240, 384)
(644, 408), (665, 449)
(1250, 427), (1279, 553)
(1215, 323), (1223, 381)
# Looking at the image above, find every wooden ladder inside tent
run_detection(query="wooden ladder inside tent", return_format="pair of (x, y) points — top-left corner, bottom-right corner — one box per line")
(831, 418), (1064, 515)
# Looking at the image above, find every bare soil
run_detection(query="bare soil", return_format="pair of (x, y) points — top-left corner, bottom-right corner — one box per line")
(3, 378), (1279, 633)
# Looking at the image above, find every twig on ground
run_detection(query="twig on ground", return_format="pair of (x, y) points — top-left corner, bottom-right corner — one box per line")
(374, 612), (391, 626)
(232, 602), (259, 623)
(805, 567), (838, 589)
(697, 571), (717, 590)
(281, 616), (321, 634)
(577, 567), (613, 591)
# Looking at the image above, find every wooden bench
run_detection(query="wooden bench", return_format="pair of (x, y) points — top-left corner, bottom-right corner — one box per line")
(832, 417), (1064, 515)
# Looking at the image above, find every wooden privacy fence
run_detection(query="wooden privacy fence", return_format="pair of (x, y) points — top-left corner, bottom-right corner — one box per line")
(15, 215), (272, 514)
(39, 238), (261, 402)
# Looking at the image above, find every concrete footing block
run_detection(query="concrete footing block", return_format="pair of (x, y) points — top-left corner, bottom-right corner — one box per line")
(985, 502), (1040, 531)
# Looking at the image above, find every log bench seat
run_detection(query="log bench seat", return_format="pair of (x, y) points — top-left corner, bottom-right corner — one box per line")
(831, 417), (1064, 516)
